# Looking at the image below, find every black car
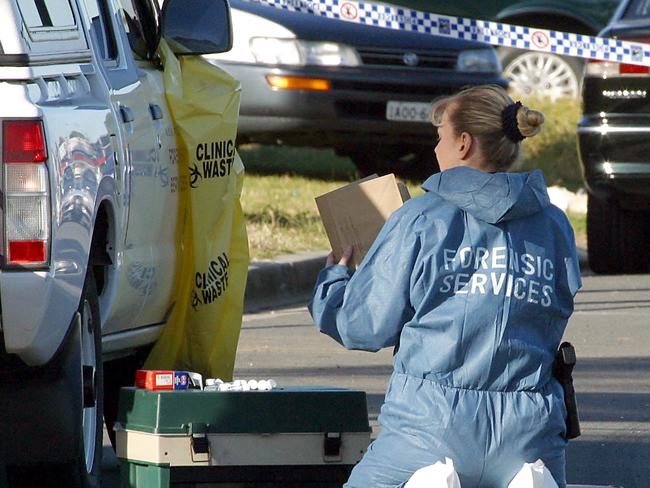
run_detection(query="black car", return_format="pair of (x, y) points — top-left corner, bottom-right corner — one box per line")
(577, 0), (650, 274)
(206, 0), (506, 178)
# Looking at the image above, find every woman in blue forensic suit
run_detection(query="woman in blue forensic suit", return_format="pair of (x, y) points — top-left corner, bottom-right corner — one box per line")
(309, 85), (582, 488)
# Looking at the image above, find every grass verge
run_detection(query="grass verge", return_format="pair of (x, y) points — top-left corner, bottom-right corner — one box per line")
(242, 171), (425, 259)
(567, 212), (587, 250)
(242, 170), (586, 260)
(517, 96), (583, 192)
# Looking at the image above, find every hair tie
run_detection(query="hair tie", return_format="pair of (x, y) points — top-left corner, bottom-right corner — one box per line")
(501, 101), (525, 143)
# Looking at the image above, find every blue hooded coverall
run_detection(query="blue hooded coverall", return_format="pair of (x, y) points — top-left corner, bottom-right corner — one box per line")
(309, 167), (582, 488)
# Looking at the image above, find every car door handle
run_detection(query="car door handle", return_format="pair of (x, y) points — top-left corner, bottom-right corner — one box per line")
(149, 103), (163, 120)
(119, 105), (134, 123)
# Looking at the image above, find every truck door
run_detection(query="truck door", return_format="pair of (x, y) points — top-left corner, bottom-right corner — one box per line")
(111, 0), (180, 327)
(82, 0), (178, 333)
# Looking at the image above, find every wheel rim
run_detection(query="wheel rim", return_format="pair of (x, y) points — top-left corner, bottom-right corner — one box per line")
(503, 52), (579, 101)
(80, 299), (97, 474)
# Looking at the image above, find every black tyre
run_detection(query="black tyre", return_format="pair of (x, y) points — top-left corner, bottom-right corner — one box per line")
(6, 270), (103, 487)
(344, 144), (439, 181)
(398, 146), (440, 181)
(500, 48), (584, 100)
(587, 194), (650, 274)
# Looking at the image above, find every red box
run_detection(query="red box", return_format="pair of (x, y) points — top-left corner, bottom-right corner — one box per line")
(136, 370), (176, 390)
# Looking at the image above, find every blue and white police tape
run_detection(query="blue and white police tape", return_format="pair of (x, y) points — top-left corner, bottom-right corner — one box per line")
(243, 0), (650, 67)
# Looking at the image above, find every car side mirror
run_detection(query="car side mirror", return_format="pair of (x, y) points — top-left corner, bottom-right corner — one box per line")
(161, 0), (233, 55)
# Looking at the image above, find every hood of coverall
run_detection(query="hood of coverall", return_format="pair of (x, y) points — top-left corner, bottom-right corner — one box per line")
(422, 166), (550, 224)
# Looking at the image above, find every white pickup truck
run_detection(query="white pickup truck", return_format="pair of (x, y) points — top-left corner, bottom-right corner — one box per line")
(0, 0), (233, 484)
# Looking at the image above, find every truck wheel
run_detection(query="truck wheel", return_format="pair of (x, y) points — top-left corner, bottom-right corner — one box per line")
(396, 146), (439, 181)
(69, 269), (104, 487)
(8, 270), (103, 487)
(346, 145), (438, 181)
(500, 48), (583, 100)
(587, 194), (649, 274)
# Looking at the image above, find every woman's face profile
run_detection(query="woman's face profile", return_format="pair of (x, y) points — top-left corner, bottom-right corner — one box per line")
(434, 105), (460, 172)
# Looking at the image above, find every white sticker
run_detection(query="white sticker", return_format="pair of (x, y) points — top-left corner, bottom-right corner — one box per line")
(155, 373), (174, 386)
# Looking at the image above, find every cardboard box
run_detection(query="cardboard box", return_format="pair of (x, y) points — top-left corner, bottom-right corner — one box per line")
(315, 174), (410, 268)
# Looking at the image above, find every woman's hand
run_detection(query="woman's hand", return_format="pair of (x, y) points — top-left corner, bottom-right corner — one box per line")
(326, 245), (354, 267)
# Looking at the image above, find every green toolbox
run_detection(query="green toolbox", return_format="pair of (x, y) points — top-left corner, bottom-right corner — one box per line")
(115, 386), (371, 487)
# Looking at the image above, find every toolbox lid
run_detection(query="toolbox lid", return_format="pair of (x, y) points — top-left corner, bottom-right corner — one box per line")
(116, 387), (371, 435)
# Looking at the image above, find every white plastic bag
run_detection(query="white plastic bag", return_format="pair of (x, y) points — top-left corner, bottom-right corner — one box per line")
(405, 457), (461, 488)
(508, 459), (559, 488)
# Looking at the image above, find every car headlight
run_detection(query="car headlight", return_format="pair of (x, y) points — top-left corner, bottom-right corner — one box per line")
(249, 37), (361, 66)
(457, 49), (501, 73)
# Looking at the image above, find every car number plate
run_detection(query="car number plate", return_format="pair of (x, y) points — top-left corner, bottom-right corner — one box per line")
(386, 101), (432, 123)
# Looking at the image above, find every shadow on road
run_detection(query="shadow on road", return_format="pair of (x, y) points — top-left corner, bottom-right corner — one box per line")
(576, 357), (650, 422)
(567, 356), (650, 487)
(567, 439), (648, 487)
(578, 391), (650, 423)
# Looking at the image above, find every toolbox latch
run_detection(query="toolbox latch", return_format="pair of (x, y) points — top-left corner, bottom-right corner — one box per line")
(323, 432), (342, 462)
(191, 434), (210, 463)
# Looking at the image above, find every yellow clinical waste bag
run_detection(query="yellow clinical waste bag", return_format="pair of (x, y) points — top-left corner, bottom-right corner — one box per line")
(145, 40), (249, 380)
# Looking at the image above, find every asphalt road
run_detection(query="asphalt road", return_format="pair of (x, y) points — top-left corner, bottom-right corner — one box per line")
(103, 272), (650, 487)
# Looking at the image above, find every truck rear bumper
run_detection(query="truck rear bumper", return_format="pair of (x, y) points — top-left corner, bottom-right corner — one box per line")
(0, 268), (81, 366)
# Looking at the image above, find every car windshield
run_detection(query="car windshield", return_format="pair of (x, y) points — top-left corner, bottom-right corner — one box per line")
(623, 0), (650, 19)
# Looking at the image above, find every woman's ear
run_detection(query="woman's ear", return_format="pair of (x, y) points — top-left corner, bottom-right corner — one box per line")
(458, 131), (473, 160)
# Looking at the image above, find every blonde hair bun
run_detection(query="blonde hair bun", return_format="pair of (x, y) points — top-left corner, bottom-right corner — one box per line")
(429, 85), (546, 170)
(516, 105), (544, 138)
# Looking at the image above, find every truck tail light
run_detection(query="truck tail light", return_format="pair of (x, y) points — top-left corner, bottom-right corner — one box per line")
(3, 120), (47, 163)
(619, 63), (650, 74)
(2, 120), (50, 267)
(585, 59), (650, 78)
(585, 38), (650, 78)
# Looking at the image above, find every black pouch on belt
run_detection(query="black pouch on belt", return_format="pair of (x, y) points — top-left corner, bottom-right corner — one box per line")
(552, 341), (581, 439)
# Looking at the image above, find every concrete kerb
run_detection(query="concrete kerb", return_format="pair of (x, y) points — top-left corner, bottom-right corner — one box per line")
(244, 251), (328, 313)
(243, 248), (590, 313)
